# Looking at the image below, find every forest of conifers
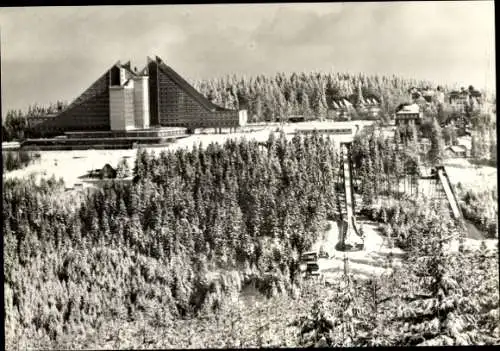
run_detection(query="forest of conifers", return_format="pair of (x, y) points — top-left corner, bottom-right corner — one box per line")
(3, 126), (499, 348)
(2, 150), (38, 171)
(3, 132), (336, 348)
(192, 71), (436, 118)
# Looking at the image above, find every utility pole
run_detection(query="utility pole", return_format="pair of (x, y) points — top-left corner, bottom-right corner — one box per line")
(0, 25), (2, 124)
(343, 253), (349, 277)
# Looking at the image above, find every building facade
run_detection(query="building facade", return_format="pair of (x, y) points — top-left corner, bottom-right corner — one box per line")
(329, 85), (381, 120)
(444, 145), (467, 158)
(395, 103), (422, 126)
(147, 57), (247, 131)
(448, 86), (483, 115)
(29, 56), (247, 137)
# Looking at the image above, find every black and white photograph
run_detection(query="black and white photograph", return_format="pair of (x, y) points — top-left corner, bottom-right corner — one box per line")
(1, 1), (498, 349)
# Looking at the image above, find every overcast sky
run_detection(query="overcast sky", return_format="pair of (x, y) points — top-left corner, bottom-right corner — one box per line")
(0, 1), (495, 114)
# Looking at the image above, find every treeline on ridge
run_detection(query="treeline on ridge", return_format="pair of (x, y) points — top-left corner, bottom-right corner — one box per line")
(193, 71), (437, 120)
(2, 71), (436, 141)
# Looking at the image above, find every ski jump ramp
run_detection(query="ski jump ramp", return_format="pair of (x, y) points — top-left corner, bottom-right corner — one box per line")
(336, 142), (364, 251)
(435, 166), (463, 220)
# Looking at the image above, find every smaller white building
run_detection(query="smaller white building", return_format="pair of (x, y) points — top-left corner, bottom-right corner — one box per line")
(436, 91), (445, 104)
(444, 145), (468, 158)
(395, 103), (422, 126)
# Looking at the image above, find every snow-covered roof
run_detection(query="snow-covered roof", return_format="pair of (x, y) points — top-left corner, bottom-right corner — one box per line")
(396, 103), (420, 114)
(457, 136), (471, 149)
(448, 145), (467, 153)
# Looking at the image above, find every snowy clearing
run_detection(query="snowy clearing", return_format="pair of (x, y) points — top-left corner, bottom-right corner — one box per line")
(443, 158), (497, 192)
(314, 218), (497, 283)
(4, 121), (371, 188)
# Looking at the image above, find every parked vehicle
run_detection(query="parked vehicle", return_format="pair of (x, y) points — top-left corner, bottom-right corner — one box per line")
(318, 250), (329, 259)
(299, 251), (321, 275)
(300, 251), (318, 262)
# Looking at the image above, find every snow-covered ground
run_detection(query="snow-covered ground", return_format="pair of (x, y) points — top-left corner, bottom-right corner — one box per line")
(314, 220), (405, 281)
(3, 149), (137, 189)
(314, 218), (497, 283)
(443, 158), (497, 192)
(417, 158), (497, 198)
(4, 121), (372, 188)
(456, 135), (472, 150)
(3, 131), (270, 188)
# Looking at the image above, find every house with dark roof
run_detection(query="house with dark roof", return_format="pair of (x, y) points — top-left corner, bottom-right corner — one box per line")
(422, 90), (435, 103)
(408, 87), (440, 105)
(447, 86), (483, 114)
(449, 88), (469, 106)
(28, 56), (248, 138)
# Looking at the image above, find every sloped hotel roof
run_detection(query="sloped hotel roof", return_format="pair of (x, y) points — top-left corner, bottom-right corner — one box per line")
(154, 56), (235, 113)
(63, 61), (135, 112)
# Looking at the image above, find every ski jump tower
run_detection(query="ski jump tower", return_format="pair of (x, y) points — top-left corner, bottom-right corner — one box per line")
(336, 141), (364, 251)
